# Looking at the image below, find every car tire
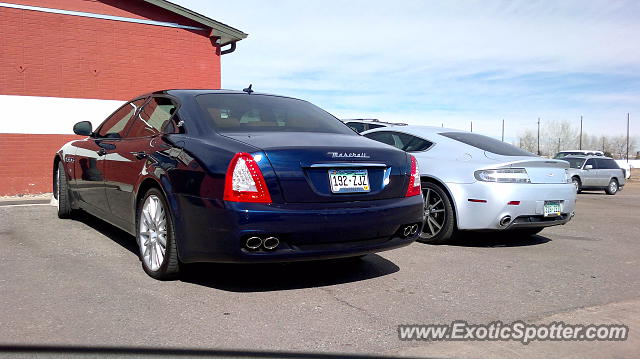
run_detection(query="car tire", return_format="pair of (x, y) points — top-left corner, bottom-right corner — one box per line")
(512, 227), (544, 237)
(417, 182), (456, 245)
(605, 179), (618, 195)
(572, 176), (582, 194)
(136, 188), (180, 280)
(55, 163), (73, 219)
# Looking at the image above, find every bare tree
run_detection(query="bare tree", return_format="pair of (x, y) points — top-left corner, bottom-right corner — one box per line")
(518, 130), (537, 153)
(516, 120), (637, 158)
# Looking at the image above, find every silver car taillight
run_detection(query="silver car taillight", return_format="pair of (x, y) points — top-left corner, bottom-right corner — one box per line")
(474, 168), (530, 183)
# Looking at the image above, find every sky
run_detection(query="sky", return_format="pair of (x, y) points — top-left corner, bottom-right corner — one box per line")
(172, 0), (640, 143)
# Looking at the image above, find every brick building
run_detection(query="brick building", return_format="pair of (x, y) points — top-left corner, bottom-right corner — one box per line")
(0, 0), (246, 195)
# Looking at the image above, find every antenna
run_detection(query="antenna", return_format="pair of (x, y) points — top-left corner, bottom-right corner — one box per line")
(243, 84), (254, 94)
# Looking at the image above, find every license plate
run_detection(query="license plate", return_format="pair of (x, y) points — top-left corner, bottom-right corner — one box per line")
(329, 169), (370, 193)
(543, 200), (562, 217)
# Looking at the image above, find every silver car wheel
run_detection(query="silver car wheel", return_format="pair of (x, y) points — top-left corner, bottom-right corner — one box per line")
(609, 181), (618, 193)
(138, 195), (168, 272)
(422, 188), (446, 238)
(572, 178), (580, 193)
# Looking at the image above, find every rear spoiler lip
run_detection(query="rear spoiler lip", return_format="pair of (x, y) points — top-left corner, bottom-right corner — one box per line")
(494, 159), (570, 169)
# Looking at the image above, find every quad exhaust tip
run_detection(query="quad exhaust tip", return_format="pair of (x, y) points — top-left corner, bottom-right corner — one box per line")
(245, 237), (263, 250)
(403, 226), (412, 237)
(263, 237), (280, 250)
(403, 224), (419, 237)
(499, 215), (512, 227)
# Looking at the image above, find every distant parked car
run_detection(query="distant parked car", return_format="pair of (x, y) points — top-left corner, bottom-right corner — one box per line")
(362, 126), (577, 244)
(563, 156), (626, 194)
(614, 160), (632, 180)
(554, 150), (604, 158)
(342, 119), (406, 133)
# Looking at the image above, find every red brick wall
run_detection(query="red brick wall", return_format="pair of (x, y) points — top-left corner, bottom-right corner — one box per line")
(0, 134), (82, 195)
(0, 0), (223, 195)
(0, 0), (221, 101)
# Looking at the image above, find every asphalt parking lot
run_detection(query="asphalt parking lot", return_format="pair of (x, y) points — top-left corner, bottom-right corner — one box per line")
(1, 182), (639, 358)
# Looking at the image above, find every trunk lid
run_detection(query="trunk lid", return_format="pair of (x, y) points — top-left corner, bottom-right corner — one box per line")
(488, 155), (570, 184)
(223, 132), (410, 202)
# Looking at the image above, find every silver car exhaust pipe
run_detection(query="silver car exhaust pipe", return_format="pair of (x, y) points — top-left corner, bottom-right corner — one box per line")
(410, 224), (419, 235)
(245, 236), (263, 250)
(263, 236), (280, 250)
(403, 226), (412, 237)
(499, 215), (512, 227)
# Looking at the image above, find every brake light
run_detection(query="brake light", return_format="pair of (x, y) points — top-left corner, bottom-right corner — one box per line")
(405, 155), (421, 197)
(224, 152), (272, 203)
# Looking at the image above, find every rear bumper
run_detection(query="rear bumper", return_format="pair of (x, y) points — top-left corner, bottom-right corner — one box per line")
(173, 195), (423, 263)
(447, 181), (577, 230)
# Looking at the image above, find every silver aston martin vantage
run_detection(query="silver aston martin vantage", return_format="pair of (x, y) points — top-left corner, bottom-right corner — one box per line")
(362, 126), (577, 244)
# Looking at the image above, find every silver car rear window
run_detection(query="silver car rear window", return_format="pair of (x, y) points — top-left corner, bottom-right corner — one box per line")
(440, 132), (536, 157)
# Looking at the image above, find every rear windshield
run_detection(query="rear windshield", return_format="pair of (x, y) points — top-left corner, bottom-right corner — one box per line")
(562, 157), (586, 169)
(440, 132), (536, 157)
(196, 94), (354, 134)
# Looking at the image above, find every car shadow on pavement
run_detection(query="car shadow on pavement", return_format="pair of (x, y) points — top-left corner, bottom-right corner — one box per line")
(577, 191), (607, 196)
(445, 231), (552, 248)
(73, 212), (400, 292)
(74, 211), (139, 255)
(180, 255), (399, 292)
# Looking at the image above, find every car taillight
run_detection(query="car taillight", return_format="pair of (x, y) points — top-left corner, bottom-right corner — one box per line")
(405, 155), (421, 197)
(224, 152), (272, 203)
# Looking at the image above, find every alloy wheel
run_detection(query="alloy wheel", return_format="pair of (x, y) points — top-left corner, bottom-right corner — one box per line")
(422, 188), (446, 238)
(138, 195), (168, 271)
(609, 181), (618, 194)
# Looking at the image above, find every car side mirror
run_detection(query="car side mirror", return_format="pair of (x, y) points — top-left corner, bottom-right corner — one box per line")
(584, 164), (593, 170)
(73, 121), (92, 136)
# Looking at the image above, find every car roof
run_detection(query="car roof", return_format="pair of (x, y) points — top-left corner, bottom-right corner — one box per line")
(558, 149), (604, 153)
(362, 125), (465, 137)
(562, 155), (614, 160)
(139, 89), (303, 101)
(342, 119), (407, 126)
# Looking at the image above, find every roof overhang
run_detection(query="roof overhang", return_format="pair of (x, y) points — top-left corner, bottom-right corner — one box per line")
(143, 0), (248, 45)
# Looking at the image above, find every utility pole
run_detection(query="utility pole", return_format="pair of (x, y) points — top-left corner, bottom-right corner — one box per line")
(470, 121), (473, 132)
(627, 113), (630, 162)
(579, 115), (583, 150)
(501, 119), (505, 142)
(537, 118), (541, 155)
(441, 123), (444, 127)
(557, 137), (561, 153)
(602, 137), (605, 153)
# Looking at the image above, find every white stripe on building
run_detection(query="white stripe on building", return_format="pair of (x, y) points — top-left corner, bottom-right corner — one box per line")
(0, 95), (125, 134)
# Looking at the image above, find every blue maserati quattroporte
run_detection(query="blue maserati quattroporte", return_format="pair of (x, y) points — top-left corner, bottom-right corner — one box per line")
(53, 89), (423, 279)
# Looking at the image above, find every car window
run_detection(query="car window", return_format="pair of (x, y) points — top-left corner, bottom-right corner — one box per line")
(197, 94), (354, 134)
(584, 158), (597, 169)
(363, 131), (399, 148)
(393, 132), (434, 152)
(346, 122), (366, 133)
(97, 100), (145, 138)
(127, 97), (178, 138)
(562, 157), (586, 169)
(596, 158), (619, 169)
(440, 132), (536, 156)
(367, 124), (385, 130)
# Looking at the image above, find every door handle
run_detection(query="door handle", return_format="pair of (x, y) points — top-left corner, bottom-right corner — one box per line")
(131, 151), (147, 160)
(97, 148), (107, 156)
